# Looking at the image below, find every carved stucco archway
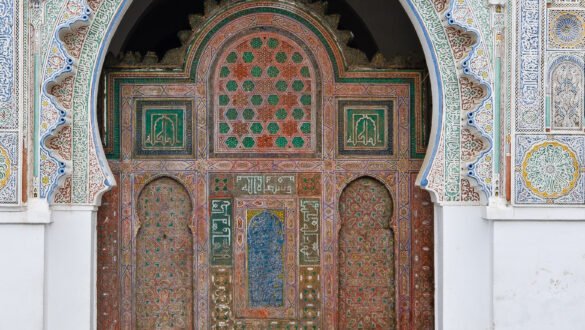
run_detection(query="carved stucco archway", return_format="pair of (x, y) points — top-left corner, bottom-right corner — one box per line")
(38, 0), (494, 205)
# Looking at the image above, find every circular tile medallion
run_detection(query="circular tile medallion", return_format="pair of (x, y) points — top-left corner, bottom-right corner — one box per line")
(522, 141), (580, 199)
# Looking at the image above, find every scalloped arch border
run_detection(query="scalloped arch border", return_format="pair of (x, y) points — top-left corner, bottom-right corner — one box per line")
(41, 0), (464, 204)
(399, 0), (452, 200)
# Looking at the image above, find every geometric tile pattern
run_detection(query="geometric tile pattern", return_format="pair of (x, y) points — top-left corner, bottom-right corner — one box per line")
(32, 0), (504, 211)
(516, 135), (585, 204)
(523, 141), (579, 198)
(0, 0), (16, 129)
(338, 100), (394, 157)
(511, 0), (585, 206)
(39, 0), (471, 207)
(22, 0), (585, 327)
(135, 177), (194, 329)
(134, 99), (194, 158)
(0, 132), (17, 204)
(30, 0), (474, 208)
(547, 9), (585, 50)
(339, 177), (395, 329)
(210, 32), (320, 158)
(299, 266), (321, 325)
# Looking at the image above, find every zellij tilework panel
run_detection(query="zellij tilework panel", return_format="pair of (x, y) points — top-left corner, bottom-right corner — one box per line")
(210, 32), (320, 158)
(513, 0), (585, 206)
(97, 2), (434, 329)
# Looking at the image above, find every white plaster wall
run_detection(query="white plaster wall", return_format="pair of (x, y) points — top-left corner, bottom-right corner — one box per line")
(44, 207), (97, 330)
(493, 220), (585, 330)
(0, 224), (45, 330)
(435, 205), (493, 330)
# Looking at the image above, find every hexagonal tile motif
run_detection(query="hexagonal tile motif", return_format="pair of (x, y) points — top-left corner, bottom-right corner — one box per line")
(213, 32), (318, 156)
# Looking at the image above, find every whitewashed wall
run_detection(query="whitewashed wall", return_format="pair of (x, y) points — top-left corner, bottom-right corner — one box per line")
(44, 207), (97, 330)
(493, 220), (585, 330)
(435, 206), (493, 330)
(0, 224), (45, 330)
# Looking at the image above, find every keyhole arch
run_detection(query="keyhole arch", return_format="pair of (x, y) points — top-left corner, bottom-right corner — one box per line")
(338, 175), (397, 329)
(134, 176), (195, 329)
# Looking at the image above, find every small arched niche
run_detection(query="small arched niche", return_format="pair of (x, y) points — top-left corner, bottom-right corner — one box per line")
(338, 176), (395, 329)
(135, 177), (194, 329)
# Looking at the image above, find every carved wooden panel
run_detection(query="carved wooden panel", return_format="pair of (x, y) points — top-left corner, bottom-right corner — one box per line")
(135, 177), (194, 329)
(97, 2), (434, 329)
(339, 177), (395, 329)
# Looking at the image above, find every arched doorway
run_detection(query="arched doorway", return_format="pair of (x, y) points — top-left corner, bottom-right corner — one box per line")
(95, 1), (435, 328)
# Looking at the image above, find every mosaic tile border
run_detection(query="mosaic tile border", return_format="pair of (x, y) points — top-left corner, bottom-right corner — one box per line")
(0, 131), (18, 204)
(0, 0), (17, 129)
(0, 0), (19, 206)
(40, 0), (93, 200)
(516, 0), (545, 132)
(337, 99), (395, 157)
(133, 99), (195, 159)
(447, 0), (495, 198)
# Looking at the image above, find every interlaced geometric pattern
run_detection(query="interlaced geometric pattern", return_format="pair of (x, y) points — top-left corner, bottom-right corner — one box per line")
(136, 177), (194, 329)
(212, 32), (317, 156)
(339, 177), (395, 329)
